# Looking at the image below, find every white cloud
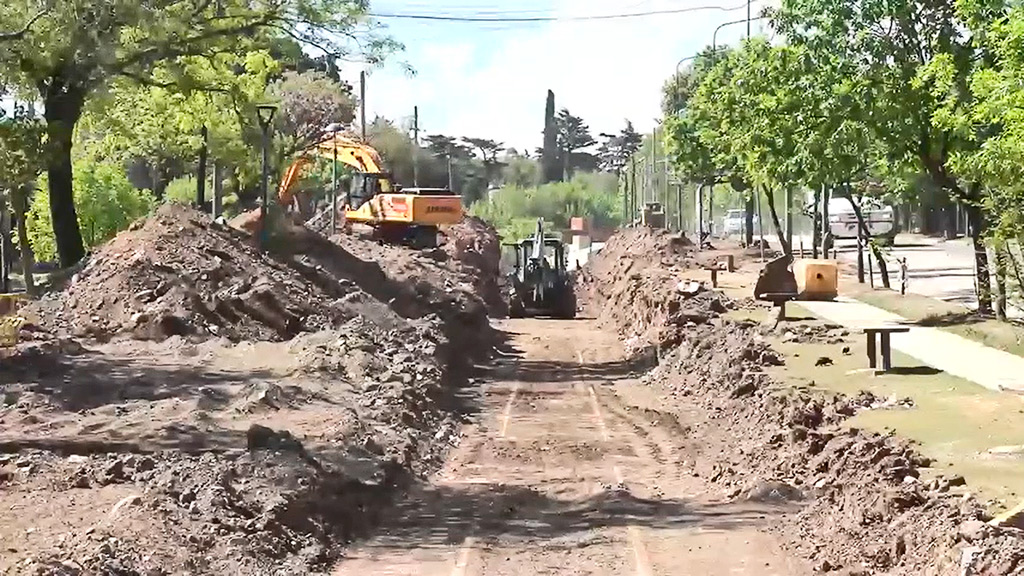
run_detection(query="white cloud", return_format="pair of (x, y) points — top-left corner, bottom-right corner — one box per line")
(347, 0), (768, 151)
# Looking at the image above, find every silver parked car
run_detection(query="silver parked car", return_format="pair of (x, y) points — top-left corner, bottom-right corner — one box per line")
(722, 209), (758, 236)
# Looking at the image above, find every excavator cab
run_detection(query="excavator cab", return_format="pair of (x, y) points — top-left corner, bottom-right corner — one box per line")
(348, 172), (394, 209)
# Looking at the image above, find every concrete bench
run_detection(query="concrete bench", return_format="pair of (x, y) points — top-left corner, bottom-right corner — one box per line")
(757, 292), (799, 322)
(864, 326), (911, 371)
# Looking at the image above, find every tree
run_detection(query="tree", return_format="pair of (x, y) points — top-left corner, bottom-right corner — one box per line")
(462, 137), (506, 189)
(541, 90), (560, 183)
(771, 0), (985, 308)
(270, 70), (357, 158)
(597, 120), (643, 174)
(555, 108), (596, 179)
(0, 1), (396, 267)
(0, 102), (45, 292)
(27, 160), (156, 262)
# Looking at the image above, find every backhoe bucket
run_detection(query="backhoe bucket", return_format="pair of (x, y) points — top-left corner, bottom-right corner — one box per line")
(754, 255), (798, 301)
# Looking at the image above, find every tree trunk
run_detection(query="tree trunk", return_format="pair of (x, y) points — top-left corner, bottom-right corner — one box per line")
(763, 187), (792, 257)
(846, 192), (891, 289)
(42, 86), (87, 267)
(994, 244), (1007, 321)
(965, 201), (993, 314)
(12, 186), (34, 295)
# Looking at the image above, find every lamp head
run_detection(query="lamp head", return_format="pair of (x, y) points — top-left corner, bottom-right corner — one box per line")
(256, 104), (277, 129)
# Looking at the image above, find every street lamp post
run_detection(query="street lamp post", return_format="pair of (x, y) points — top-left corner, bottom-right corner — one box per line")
(256, 104), (277, 250)
(325, 122), (344, 234)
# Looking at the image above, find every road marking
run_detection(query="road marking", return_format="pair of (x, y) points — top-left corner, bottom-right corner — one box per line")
(627, 526), (654, 576)
(613, 465), (626, 485)
(451, 537), (475, 576)
(499, 384), (520, 438)
(588, 385), (611, 441)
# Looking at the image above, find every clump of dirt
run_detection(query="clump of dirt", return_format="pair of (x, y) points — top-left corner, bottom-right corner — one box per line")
(577, 228), (738, 350)
(440, 215), (505, 316)
(643, 318), (1024, 574)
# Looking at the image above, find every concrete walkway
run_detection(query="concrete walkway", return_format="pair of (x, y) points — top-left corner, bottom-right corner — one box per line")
(798, 298), (1024, 393)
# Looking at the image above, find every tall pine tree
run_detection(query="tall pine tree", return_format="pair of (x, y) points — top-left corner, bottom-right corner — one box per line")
(540, 90), (561, 183)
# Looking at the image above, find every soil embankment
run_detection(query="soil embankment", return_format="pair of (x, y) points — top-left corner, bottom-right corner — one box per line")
(1, 205), (500, 575)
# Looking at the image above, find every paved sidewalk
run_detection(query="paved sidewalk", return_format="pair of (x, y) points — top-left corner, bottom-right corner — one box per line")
(798, 298), (1024, 393)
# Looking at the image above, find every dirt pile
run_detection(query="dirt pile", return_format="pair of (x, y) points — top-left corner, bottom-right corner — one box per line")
(3, 205), (501, 574)
(581, 226), (1024, 574)
(642, 318), (1024, 574)
(26, 205), (367, 342)
(440, 215), (505, 315)
(577, 227), (737, 349)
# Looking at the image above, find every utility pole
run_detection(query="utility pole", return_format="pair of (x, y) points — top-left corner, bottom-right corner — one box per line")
(785, 186), (793, 249)
(412, 106), (420, 186)
(447, 144), (454, 191)
(359, 70), (367, 140)
(331, 124), (339, 232)
(629, 156), (637, 226)
(212, 162), (223, 219)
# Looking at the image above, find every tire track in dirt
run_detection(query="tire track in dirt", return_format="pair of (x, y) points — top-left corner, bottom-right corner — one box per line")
(333, 319), (811, 576)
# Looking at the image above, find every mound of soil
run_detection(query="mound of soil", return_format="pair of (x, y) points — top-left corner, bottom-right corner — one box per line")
(26, 205), (370, 342)
(577, 227), (737, 347)
(440, 216), (505, 315)
(2, 205), (501, 574)
(585, 227), (1024, 574)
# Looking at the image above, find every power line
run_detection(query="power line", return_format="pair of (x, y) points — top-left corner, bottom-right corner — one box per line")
(369, 3), (751, 23)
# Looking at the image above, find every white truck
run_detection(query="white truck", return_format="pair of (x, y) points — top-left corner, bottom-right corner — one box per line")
(827, 196), (897, 244)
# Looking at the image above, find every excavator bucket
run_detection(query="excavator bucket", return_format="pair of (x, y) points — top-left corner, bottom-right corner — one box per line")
(753, 255), (798, 301)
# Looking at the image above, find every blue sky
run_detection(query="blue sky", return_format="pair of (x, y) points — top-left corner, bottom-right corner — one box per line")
(347, 0), (771, 151)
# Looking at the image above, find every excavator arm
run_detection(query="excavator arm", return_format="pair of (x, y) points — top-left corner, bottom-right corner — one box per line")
(277, 134), (393, 208)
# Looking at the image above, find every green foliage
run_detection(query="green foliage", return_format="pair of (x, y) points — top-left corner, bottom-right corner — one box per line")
(27, 161), (156, 262)
(470, 173), (620, 241)
(0, 103), (45, 191)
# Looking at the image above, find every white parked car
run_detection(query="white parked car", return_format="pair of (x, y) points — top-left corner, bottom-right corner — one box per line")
(827, 197), (896, 243)
(722, 209), (758, 236)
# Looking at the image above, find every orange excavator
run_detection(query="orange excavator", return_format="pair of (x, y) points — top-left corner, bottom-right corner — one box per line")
(277, 133), (463, 248)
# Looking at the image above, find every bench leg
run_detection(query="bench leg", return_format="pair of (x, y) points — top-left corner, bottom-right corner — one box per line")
(777, 301), (786, 322)
(867, 333), (877, 369)
(710, 269), (718, 288)
(881, 332), (892, 371)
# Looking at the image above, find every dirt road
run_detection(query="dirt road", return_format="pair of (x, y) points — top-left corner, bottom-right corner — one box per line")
(334, 318), (810, 575)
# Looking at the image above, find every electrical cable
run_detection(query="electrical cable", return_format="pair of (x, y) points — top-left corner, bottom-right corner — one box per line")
(369, 2), (751, 23)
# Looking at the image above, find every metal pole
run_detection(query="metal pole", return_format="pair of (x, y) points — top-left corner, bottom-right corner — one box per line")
(785, 186), (793, 250)
(331, 127), (338, 233)
(447, 144), (454, 191)
(413, 106), (420, 186)
(360, 70), (367, 140)
(260, 126), (270, 249)
(756, 187), (765, 262)
(197, 125), (208, 208)
(747, 0), (751, 37)
(630, 156), (637, 226)
(676, 183), (684, 232)
(212, 161), (223, 219)
(697, 183), (704, 245)
(857, 218), (866, 283)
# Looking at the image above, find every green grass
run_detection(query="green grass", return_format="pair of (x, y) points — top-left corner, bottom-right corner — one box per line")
(766, 304), (1024, 513)
(850, 286), (1024, 359)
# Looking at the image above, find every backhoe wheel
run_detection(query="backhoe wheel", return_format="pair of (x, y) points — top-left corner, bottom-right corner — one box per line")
(556, 288), (577, 320)
(508, 295), (526, 319)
